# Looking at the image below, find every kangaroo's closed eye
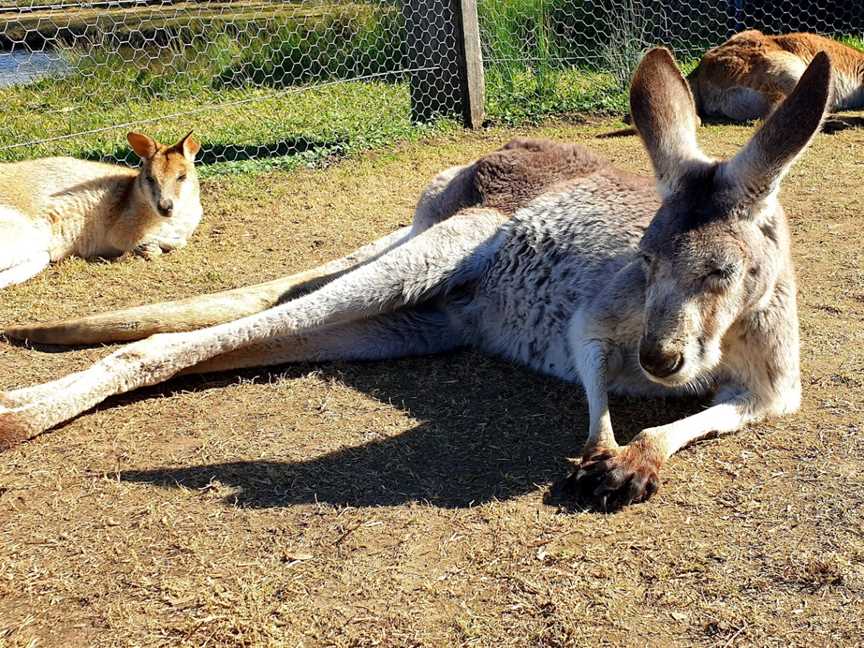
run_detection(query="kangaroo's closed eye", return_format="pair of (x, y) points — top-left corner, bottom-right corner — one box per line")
(703, 265), (735, 282)
(177, 175), (187, 182)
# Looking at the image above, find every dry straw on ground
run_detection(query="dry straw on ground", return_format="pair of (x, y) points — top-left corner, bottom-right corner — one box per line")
(1, 119), (863, 646)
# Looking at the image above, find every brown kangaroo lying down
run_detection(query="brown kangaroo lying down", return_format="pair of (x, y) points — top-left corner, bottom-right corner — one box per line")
(689, 30), (864, 121)
(0, 132), (202, 288)
(0, 49), (831, 512)
(601, 30), (861, 137)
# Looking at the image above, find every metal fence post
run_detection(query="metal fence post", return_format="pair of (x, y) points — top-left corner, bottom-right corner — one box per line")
(403, 0), (485, 128)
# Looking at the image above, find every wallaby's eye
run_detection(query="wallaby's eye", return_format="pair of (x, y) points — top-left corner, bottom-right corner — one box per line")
(146, 175), (156, 184)
(637, 252), (652, 266)
(177, 174), (186, 182)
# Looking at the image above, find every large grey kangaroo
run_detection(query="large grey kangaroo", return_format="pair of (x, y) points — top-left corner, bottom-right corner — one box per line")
(0, 48), (830, 511)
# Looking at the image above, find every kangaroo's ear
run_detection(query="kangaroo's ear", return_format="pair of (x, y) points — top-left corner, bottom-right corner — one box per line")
(630, 47), (708, 195)
(127, 132), (158, 160)
(725, 51), (831, 203)
(172, 130), (200, 161)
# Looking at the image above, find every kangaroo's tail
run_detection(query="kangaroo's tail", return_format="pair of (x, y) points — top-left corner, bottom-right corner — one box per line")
(3, 275), (314, 345)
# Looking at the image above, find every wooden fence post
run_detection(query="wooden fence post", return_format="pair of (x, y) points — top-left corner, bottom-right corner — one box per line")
(457, 0), (485, 128)
(403, 0), (485, 128)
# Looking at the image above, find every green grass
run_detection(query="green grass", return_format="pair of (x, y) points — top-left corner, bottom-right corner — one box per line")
(0, 4), (458, 176)
(5, 0), (860, 177)
(214, 6), (405, 89)
(0, 0), (633, 173)
(838, 35), (864, 51)
(0, 73), (457, 176)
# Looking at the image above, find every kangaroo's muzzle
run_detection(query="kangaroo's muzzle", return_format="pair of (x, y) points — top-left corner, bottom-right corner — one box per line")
(638, 343), (684, 379)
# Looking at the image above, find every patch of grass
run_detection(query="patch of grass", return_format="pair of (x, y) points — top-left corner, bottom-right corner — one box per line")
(214, 6), (405, 89)
(837, 34), (864, 52)
(477, 0), (626, 123)
(0, 0), (636, 165)
(5, 0), (861, 178)
(0, 68), (456, 177)
(484, 66), (626, 124)
(0, 3), (458, 176)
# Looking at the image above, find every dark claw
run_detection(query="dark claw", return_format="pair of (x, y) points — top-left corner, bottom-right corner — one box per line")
(548, 444), (662, 512)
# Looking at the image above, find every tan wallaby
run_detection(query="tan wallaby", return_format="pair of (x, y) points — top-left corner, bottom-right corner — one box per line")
(0, 131), (202, 289)
(1, 49), (831, 513)
(600, 30), (861, 137)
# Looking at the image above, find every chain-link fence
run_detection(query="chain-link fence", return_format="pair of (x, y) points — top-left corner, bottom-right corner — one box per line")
(0, 1), (861, 172)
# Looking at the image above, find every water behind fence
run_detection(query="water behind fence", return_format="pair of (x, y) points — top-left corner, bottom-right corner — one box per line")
(0, 0), (861, 172)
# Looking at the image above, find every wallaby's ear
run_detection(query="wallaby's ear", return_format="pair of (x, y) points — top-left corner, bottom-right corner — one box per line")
(171, 130), (200, 161)
(725, 51), (831, 202)
(630, 48), (707, 194)
(127, 132), (158, 160)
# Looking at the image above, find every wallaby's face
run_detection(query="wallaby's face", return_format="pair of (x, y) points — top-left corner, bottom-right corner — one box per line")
(127, 131), (201, 218)
(628, 48), (830, 387)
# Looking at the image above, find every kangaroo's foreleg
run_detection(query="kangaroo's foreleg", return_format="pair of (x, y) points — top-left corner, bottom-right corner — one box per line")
(3, 226), (413, 345)
(0, 209), (504, 448)
(556, 370), (790, 512)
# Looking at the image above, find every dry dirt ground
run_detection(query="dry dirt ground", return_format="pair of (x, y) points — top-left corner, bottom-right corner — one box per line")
(1, 118), (863, 647)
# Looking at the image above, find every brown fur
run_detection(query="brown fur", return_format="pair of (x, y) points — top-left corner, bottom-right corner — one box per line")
(629, 48), (703, 188)
(731, 51), (832, 198)
(599, 31), (861, 136)
(551, 439), (663, 511)
(0, 131), (203, 290)
(689, 31), (864, 120)
(473, 138), (604, 213)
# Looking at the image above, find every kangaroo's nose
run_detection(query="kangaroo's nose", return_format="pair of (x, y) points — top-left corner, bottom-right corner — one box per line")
(158, 198), (174, 216)
(639, 345), (684, 379)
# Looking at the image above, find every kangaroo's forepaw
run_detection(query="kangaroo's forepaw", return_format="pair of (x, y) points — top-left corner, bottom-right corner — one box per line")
(551, 440), (662, 512)
(133, 242), (163, 260)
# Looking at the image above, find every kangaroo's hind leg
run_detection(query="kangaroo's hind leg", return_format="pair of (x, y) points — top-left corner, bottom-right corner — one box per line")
(183, 305), (462, 375)
(0, 208), (504, 448)
(0, 208), (51, 289)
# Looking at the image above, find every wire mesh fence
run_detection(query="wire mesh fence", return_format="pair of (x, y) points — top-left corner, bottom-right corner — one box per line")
(0, 0), (862, 172)
(478, 0), (864, 122)
(0, 0), (457, 173)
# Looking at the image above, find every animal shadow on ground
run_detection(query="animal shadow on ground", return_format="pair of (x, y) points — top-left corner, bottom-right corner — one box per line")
(820, 115), (864, 134)
(115, 352), (702, 510)
(699, 114), (863, 134)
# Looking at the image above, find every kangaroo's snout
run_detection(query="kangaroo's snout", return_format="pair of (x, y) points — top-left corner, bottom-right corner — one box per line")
(638, 343), (684, 379)
(157, 198), (174, 217)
